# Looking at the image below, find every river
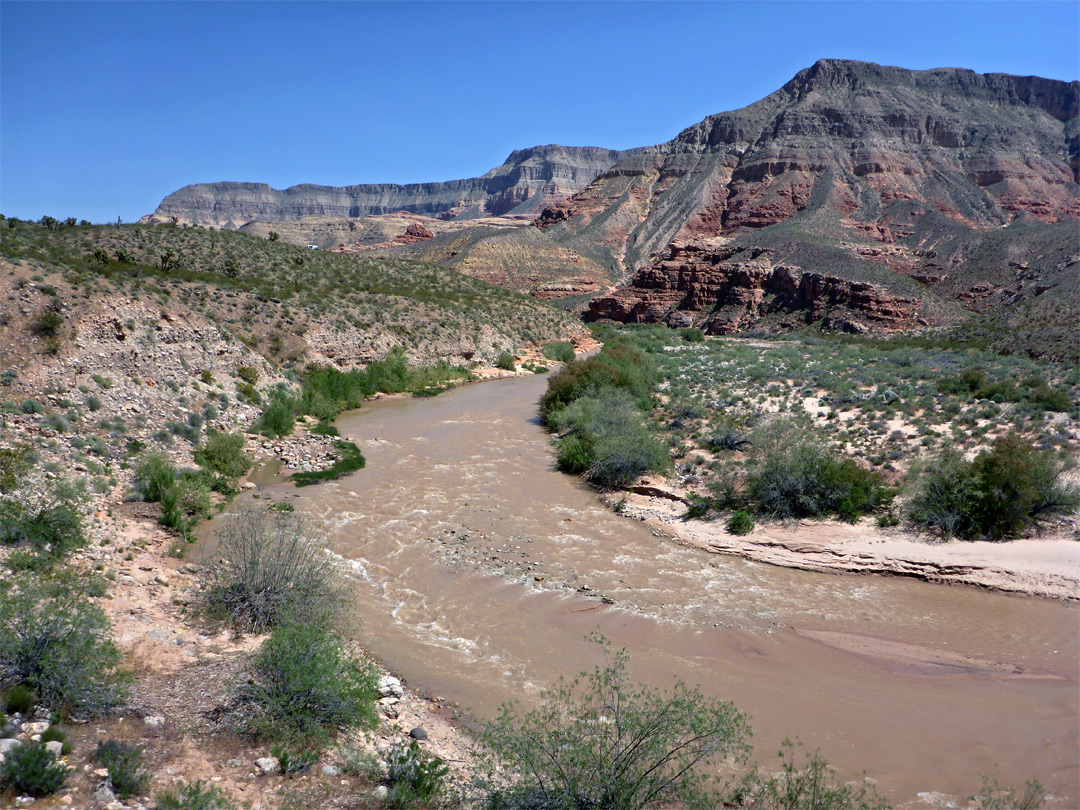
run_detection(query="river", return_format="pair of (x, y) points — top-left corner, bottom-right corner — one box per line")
(273, 373), (1077, 807)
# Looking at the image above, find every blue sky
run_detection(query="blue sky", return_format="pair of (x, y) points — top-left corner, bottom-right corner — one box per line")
(2, 1), (1077, 223)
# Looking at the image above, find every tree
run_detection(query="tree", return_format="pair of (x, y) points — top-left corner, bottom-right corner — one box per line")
(268, 230), (280, 242)
(477, 638), (751, 810)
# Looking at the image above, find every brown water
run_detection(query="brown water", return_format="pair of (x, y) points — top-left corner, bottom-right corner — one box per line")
(277, 375), (1077, 806)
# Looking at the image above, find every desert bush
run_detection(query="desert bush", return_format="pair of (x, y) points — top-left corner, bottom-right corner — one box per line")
(746, 425), (893, 522)
(0, 577), (121, 714)
(587, 430), (670, 490)
(0, 742), (69, 796)
(194, 431), (251, 478)
(201, 505), (343, 632)
(0, 493), (86, 561)
(0, 445), (34, 493)
(232, 623), (378, 745)
(732, 739), (888, 810)
(253, 388), (298, 438)
(156, 781), (239, 810)
(32, 307), (64, 338)
(496, 351), (517, 372)
(4, 684), (35, 714)
(970, 774), (1045, 810)
(236, 365), (258, 385)
(907, 436), (1078, 541)
(95, 739), (151, 798)
(679, 327), (706, 343)
(132, 454), (178, 502)
(384, 740), (449, 808)
(476, 638), (750, 810)
(727, 510), (756, 535)
(542, 341), (576, 363)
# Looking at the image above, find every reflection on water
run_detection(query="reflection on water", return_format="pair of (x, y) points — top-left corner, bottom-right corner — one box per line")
(285, 375), (1076, 807)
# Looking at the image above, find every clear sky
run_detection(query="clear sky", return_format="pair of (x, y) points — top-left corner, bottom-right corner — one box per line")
(2, 1), (1077, 223)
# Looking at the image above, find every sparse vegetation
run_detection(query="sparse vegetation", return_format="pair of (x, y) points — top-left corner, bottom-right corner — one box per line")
(0, 742), (69, 797)
(95, 739), (151, 798)
(156, 781), (239, 810)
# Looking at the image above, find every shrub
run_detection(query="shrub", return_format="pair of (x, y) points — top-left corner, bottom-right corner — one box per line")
(4, 684), (35, 714)
(233, 623), (378, 745)
(540, 340), (656, 425)
(555, 435), (592, 475)
(194, 431), (251, 478)
(733, 739), (888, 810)
(236, 366), (258, 385)
(542, 341), (576, 363)
(95, 739), (150, 798)
(0, 577), (122, 714)
(156, 781), (239, 810)
(0, 445), (34, 493)
(32, 308), (64, 338)
(253, 388), (298, 438)
(0, 494), (87, 561)
(160, 477), (211, 538)
(727, 510), (756, 535)
(384, 740), (449, 808)
(477, 638), (750, 810)
(40, 725), (72, 755)
(746, 427), (893, 522)
(495, 350), (516, 372)
(679, 327), (706, 343)
(201, 506), (344, 632)
(587, 430), (670, 490)
(133, 454), (177, 502)
(970, 773), (1045, 810)
(908, 436), (1078, 541)
(0, 742), (69, 796)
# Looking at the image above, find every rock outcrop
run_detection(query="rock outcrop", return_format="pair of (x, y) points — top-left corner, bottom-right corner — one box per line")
(144, 145), (641, 228)
(586, 239), (923, 333)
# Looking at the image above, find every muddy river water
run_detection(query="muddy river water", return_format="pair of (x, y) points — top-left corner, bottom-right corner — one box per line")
(278, 373), (1076, 807)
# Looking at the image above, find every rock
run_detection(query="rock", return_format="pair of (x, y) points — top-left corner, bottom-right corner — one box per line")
(255, 756), (280, 775)
(373, 786), (389, 801)
(15, 797), (34, 807)
(94, 781), (117, 805)
(0, 738), (22, 754)
(45, 740), (63, 756)
(227, 759), (244, 768)
(154, 573), (170, 586)
(105, 802), (126, 810)
(21, 721), (49, 735)
(143, 715), (166, 728)
(377, 675), (404, 698)
(321, 764), (341, 776)
(409, 726), (428, 741)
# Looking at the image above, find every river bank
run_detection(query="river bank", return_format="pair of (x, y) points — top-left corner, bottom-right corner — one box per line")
(617, 479), (1080, 602)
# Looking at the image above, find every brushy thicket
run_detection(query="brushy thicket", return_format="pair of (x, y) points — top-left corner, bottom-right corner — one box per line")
(0, 492), (86, 568)
(907, 435), (1078, 541)
(156, 781), (239, 810)
(542, 341), (576, 363)
(0, 576), (122, 715)
(94, 739), (151, 799)
(542, 339), (669, 489)
(201, 505), (344, 633)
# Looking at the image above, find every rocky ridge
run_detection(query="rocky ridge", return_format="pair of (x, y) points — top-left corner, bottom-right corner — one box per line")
(144, 145), (640, 228)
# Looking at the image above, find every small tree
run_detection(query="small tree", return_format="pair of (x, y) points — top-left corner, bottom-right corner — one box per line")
(477, 638), (751, 810)
(268, 230), (280, 242)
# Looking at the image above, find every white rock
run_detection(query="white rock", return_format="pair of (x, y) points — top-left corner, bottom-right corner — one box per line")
(377, 675), (404, 698)
(15, 797), (35, 807)
(0, 738), (22, 754)
(45, 740), (63, 756)
(321, 764), (340, 776)
(143, 715), (165, 728)
(255, 756), (279, 775)
(22, 721), (49, 735)
(373, 786), (389, 801)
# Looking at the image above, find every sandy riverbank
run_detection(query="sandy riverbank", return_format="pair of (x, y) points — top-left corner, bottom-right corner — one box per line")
(618, 481), (1080, 602)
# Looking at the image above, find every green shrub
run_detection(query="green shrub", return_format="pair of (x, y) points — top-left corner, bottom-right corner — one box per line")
(477, 638), (750, 810)
(540, 340), (656, 425)
(542, 341), (576, 363)
(679, 327), (706, 343)
(384, 740), (449, 808)
(4, 684), (35, 714)
(732, 739), (888, 810)
(253, 388), (298, 438)
(0, 445), (34, 493)
(201, 506), (344, 633)
(236, 366), (258, 385)
(156, 781), (239, 810)
(234, 623), (378, 745)
(727, 510), (756, 535)
(587, 430), (670, 490)
(0, 577), (121, 714)
(32, 308), (64, 338)
(970, 773), (1045, 810)
(0, 494), (87, 560)
(555, 435), (592, 475)
(40, 725), (72, 755)
(908, 436), (1079, 541)
(194, 431), (252, 478)
(95, 739), (150, 798)
(160, 477), (211, 538)
(495, 351), (516, 372)
(133, 454), (178, 502)
(746, 428), (893, 522)
(0, 742), (69, 796)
